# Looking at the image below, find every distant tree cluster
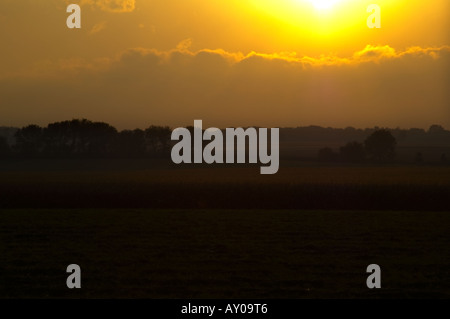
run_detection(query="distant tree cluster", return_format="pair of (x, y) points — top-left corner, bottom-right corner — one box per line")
(1, 119), (172, 159)
(282, 125), (450, 146)
(318, 129), (397, 163)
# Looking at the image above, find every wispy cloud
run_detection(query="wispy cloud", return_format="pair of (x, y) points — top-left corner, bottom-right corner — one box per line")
(1, 42), (449, 129)
(6, 41), (450, 78)
(89, 21), (107, 35)
(80, 0), (135, 13)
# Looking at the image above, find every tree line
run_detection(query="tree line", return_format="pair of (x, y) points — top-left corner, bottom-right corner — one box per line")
(318, 129), (397, 163)
(0, 119), (449, 163)
(281, 124), (450, 146)
(0, 119), (172, 158)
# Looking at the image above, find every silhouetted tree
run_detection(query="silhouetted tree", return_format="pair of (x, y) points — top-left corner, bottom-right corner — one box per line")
(339, 141), (365, 162)
(428, 124), (445, 134)
(44, 119), (117, 157)
(44, 121), (77, 156)
(318, 147), (337, 162)
(116, 129), (146, 157)
(145, 126), (172, 156)
(364, 129), (396, 162)
(0, 136), (10, 158)
(14, 124), (44, 157)
(84, 121), (117, 156)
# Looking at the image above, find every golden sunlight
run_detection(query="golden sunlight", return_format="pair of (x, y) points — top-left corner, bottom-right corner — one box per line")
(308, 0), (341, 10)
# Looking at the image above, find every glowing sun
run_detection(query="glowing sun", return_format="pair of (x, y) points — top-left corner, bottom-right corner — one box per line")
(308, 0), (340, 10)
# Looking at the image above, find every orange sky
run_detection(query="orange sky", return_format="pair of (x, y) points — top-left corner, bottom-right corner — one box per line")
(0, 0), (449, 129)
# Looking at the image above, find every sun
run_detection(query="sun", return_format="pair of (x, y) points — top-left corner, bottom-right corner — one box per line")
(308, 0), (340, 10)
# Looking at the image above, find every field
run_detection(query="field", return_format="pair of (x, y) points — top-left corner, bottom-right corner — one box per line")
(0, 160), (449, 298)
(1, 209), (449, 299)
(0, 160), (449, 210)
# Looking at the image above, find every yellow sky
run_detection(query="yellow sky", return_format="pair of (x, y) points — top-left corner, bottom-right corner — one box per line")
(0, 0), (449, 129)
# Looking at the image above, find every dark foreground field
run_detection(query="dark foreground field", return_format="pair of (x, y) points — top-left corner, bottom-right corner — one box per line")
(1, 161), (450, 210)
(1, 209), (449, 298)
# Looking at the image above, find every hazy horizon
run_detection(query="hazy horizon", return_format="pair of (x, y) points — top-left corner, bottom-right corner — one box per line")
(1, 118), (449, 132)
